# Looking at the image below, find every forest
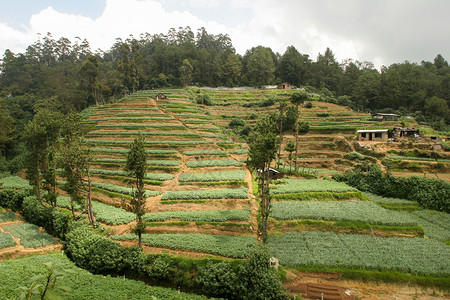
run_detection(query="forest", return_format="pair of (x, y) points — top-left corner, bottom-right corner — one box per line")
(0, 26), (449, 165)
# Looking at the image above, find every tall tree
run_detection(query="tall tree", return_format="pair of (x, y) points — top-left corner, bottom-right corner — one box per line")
(290, 91), (307, 172)
(180, 58), (193, 87)
(59, 119), (95, 225)
(125, 135), (147, 248)
(278, 45), (305, 86)
(24, 109), (63, 205)
(248, 114), (278, 244)
(0, 98), (16, 158)
(243, 46), (276, 86)
(79, 55), (99, 106)
(277, 101), (287, 168)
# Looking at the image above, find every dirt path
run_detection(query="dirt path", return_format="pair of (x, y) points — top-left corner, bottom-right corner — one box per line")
(283, 269), (448, 299)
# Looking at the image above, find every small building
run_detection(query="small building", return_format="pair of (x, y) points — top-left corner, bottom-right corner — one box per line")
(372, 113), (400, 121)
(256, 168), (282, 179)
(391, 127), (420, 138)
(357, 129), (389, 141)
(155, 93), (167, 100)
(432, 142), (444, 151)
(277, 82), (293, 90)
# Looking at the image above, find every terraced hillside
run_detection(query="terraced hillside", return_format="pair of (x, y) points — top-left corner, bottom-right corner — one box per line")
(44, 88), (450, 297)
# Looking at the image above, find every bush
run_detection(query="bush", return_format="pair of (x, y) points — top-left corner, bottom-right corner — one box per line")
(196, 94), (212, 106)
(229, 118), (246, 128)
(0, 189), (30, 211)
(196, 261), (238, 298)
(22, 196), (54, 234)
(305, 101), (313, 108)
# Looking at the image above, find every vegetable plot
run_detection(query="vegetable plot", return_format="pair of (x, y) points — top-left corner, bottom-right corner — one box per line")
(1, 223), (56, 248)
(271, 179), (357, 194)
(179, 170), (246, 182)
(0, 232), (16, 249)
(161, 188), (248, 200)
(186, 159), (243, 168)
(112, 233), (256, 258)
(144, 209), (251, 222)
(271, 201), (417, 226)
(269, 231), (450, 276)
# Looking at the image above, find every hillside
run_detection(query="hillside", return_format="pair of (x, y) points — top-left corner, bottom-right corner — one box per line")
(1, 88), (449, 299)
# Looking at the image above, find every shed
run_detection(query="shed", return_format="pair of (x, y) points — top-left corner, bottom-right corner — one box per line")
(256, 168), (282, 179)
(432, 143), (443, 151)
(372, 113), (400, 121)
(277, 82), (293, 90)
(155, 93), (167, 100)
(391, 127), (420, 138)
(357, 129), (389, 141)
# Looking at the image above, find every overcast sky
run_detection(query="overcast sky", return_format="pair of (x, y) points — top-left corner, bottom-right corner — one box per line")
(0, 0), (449, 68)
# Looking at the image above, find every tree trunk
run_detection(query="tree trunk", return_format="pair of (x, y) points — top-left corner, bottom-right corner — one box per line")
(277, 116), (283, 169)
(86, 168), (96, 225)
(295, 104), (299, 173)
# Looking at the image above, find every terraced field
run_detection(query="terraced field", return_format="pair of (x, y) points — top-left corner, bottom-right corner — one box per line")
(29, 88), (448, 286)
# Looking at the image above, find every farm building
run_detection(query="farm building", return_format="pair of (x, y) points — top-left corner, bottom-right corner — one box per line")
(277, 82), (293, 89)
(372, 113), (400, 121)
(155, 93), (167, 100)
(357, 129), (389, 141)
(391, 127), (420, 138)
(257, 168), (282, 179)
(432, 142), (444, 151)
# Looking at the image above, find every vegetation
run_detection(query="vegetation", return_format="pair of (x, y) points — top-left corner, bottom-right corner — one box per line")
(144, 209), (251, 222)
(179, 170), (246, 182)
(161, 188), (248, 200)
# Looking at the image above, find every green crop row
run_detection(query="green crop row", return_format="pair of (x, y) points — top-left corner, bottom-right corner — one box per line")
(0, 231), (16, 249)
(92, 158), (181, 166)
(95, 124), (186, 129)
(144, 209), (250, 222)
(88, 169), (174, 181)
(271, 201), (417, 226)
(88, 117), (176, 122)
(90, 148), (177, 155)
(271, 179), (357, 194)
(186, 159), (243, 168)
(0, 176), (31, 189)
(87, 140), (210, 146)
(87, 131), (202, 137)
(183, 150), (226, 155)
(91, 112), (166, 117)
(269, 231), (450, 276)
(1, 223), (56, 248)
(229, 149), (249, 154)
(161, 188), (248, 200)
(89, 182), (160, 198)
(179, 170), (246, 182)
(174, 113), (212, 119)
(0, 211), (18, 222)
(112, 233), (256, 258)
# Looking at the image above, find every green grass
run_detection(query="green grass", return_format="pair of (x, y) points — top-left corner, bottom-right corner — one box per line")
(186, 159), (243, 167)
(0, 176), (31, 189)
(0, 253), (210, 299)
(271, 179), (357, 194)
(112, 233), (256, 258)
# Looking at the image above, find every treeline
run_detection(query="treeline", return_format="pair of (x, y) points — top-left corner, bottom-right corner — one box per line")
(0, 27), (449, 156)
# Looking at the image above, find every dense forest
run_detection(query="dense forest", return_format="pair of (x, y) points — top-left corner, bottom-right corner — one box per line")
(0, 26), (449, 166)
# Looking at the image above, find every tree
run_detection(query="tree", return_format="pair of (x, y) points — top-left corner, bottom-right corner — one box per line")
(222, 53), (242, 87)
(424, 96), (450, 121)
(278, 45), (305, 86)
(24, 109), (63, 206)
(248, 114), (278, 244)
(79, 55), (99, 106)
(59, 134), (95, 225)
(277, 101), (287, 168)
(290, 91), (307, 172)
(285, 141), (296, 172)
(0, 98), (16, 158)
(125, 135), (147, 248)
(180, 58), (193, 87)
(243, 46), (276, 86)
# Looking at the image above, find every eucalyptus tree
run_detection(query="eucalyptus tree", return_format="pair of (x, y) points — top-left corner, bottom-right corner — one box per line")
(125, 135), (147, 248)
(290, 91), (307, 172)
(277, 101), (287, 168)
(248, 113), (279, 244)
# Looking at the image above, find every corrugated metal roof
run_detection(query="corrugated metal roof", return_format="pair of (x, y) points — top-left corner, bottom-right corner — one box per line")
(356, 129), (389, 133)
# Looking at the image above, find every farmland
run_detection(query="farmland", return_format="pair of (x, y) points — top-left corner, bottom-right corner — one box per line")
(1, 88), (449, 298)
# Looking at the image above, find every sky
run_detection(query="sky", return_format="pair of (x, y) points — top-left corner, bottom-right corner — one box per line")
(0, 0), (449, 68)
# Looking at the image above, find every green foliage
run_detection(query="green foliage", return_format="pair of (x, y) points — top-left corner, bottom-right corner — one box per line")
(271, 200), (417, 226)
(186, 159), (243, 167)
(183, 150), (226, 156)
(0, 231), (16, 249)
(179, 170), (246, 182)
(269, 231), (450, 276)
(112, 233), (256, 258)
(0, 176), (31, 189)
(1, 223), (56, 248)
(161, 188), (248, 200)
(271, 179), (357, 194)
(144, 209), (250, 222)
(89, 182), (160, 198)
(196, 94), (212, 105)
(0, 189), (31, 211)
(333, 164), (450, 212)
(0, 253), (210, 300)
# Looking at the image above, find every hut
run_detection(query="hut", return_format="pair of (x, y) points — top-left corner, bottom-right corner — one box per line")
(357, 129), (389, 141)
(277, 82), (293, 90)
(155, 93), (167, 100)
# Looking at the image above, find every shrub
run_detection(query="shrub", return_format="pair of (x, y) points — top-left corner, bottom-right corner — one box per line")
(305, 101), (313, 108)
(229, 118), (246, 128)
(196, 94), (212, 106)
